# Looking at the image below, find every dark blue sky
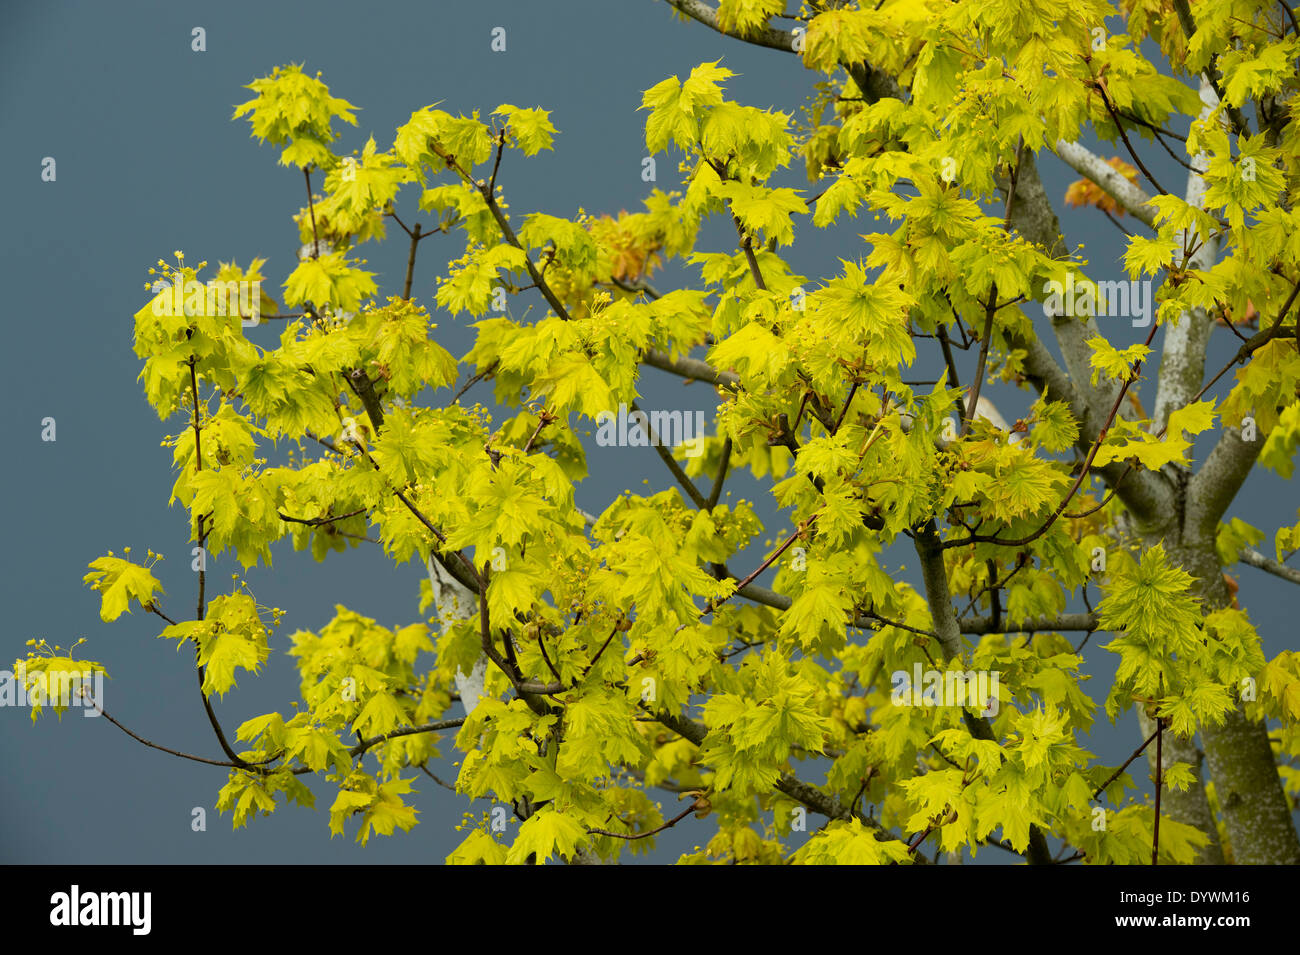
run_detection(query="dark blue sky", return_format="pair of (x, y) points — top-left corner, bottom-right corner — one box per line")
(1, 0), (1293, 863)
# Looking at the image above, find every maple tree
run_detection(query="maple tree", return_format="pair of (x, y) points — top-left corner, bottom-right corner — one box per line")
(20, 0), (1300, 864)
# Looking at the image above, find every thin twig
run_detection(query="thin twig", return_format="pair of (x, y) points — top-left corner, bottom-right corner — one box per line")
(1152, 717), (1164, 865)
(1093, 724), (1162, 800)
(304, 168), (321, 258)
(187, 357), (247, 769)
(403, 223), (421, 300)
(1094, 76), (1173, 195)
(278, 507), (368, 527)
(90, 703), (244, 769)
(945, 318), (1162, 549)
(631, 401), (709, 509)
(588, 800), (700, 840)
(701, 520), (815, 618)
(961, 137), (1022, 437)
(706, 438), (732, 510)
(447, 360), (498, 407)
(419, 763), (457, 791)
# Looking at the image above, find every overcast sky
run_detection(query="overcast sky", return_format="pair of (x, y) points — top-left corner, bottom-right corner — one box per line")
(1, 0), (1293, 863)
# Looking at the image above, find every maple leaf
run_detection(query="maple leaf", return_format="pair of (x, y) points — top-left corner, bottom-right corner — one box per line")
(591, 211), (661, 283)
(83, 553), (165, 622)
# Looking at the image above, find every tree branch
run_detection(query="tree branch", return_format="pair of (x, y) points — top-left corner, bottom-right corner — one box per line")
(661, 0), (1171, 547)
(187, 358), (248, 769)
(706, 437), (732, 509)
(913, 521), (964, 659)
(1093, 723), (1162, 800)
(1170, 0), (1253, 138)
(588, 799), (700, 840)
(440, 154), (575, 324)
(1186, 282), (1300, 540)
(631, 400), (710, 509)
(946, 319), (1162, 549)
(1052, 140), (1158, 228)
(91, 704), (247, 769)
(1238, 546), (1300, 585)
(1153, 77), (1224, 433)
(662, 0), (797, 51)
(958, 612), (1100, 635)
(1001, 154), (1174, 528)
(1093, 76), (1172, 197)
(403, 222), (421, 299)
(651, 705), (920, 857)
(641, 348), (739, 389)
(277, 507), (368, 528)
